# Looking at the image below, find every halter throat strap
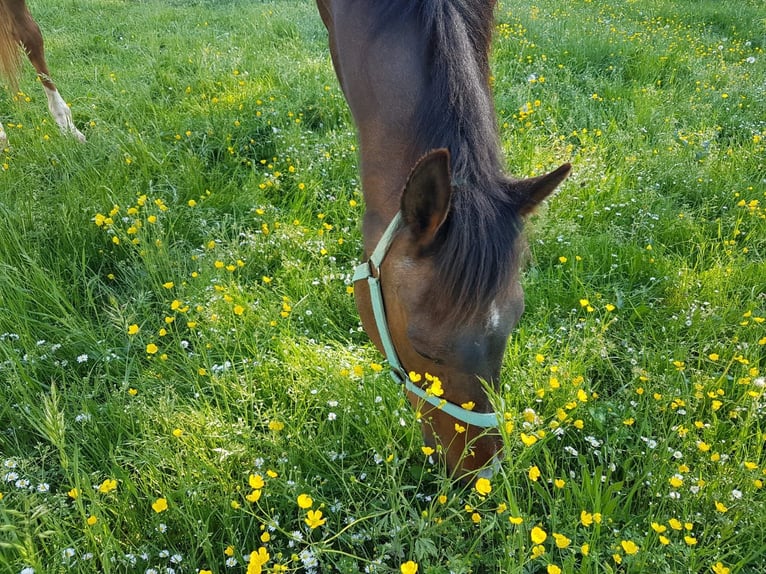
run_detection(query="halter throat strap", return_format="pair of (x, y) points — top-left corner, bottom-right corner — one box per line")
(352, 213), (499, 429)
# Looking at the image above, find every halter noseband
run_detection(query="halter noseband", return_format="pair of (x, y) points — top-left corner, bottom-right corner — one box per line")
(352, 213), (499, 429)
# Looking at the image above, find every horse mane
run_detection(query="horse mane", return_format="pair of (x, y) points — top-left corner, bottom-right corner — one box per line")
(374, 0), (525, 321)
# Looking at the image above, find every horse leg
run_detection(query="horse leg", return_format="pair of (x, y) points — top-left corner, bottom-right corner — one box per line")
(0, 120), (7, 148)
(10, 0), (85, 142)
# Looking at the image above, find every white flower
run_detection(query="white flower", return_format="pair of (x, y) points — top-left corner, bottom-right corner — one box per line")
(328, 412), (337, 421)
(20, 567), (35, 574)
(564, 446), (579, 456)
(76, 354), (89, 363)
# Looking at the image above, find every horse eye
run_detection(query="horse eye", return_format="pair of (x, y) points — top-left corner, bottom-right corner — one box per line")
(413, 347), (443, 365)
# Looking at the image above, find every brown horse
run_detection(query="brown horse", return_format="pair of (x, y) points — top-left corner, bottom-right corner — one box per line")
(0, 0), (85, 146)
(317, 0), (571, 479)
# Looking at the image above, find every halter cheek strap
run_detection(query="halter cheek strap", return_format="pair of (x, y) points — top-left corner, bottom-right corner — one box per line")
(352, 213), (499, 429)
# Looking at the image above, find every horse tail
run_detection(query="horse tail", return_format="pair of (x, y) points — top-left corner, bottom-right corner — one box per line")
(0, 1), (22, 90)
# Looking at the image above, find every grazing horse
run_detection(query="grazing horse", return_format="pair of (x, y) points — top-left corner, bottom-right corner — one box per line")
(317, 0), (571, 479)
(0, 0), (85, 146)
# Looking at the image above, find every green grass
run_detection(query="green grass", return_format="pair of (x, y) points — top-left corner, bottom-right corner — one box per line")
(1, 0), (764, 573)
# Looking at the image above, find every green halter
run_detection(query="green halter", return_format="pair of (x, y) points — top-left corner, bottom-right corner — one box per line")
(352, 212), (499, 429)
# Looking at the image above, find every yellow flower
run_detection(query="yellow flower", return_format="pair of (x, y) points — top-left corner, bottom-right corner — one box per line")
(651, 522), (667, 533)
(224, 545), (235, 556)
(426, 377), (444, 397)
(247, 547), (270, 574)
(87, 515), (98, 526)
(531, 545), (546, 558)
(200, 570), (212, 574)
(152, 498), (168, 513)
(520, 433), (538, 447)
(581, 543), (590, 556)
(305, 509), (326, 529)
(668, 518), (682, 530)
(268, 420), (284, 432)
(98, 478), (117, 494)
(531, 526), (547, 545)
(67, 488), (79, 499)
(146, 343), (159, 355)
(684, 535), (697, 546)
(621, 540), (639, 555)
(697, 441), (711, 452)
(659, 535), (670, 545)
(127, 324), (140, 335)
(547, 565), (562, 574)
(712, 562), (731, 574)
(421, 446), (435, 457)
(172, 428), (183, 438)
(554, 478), (565, 489)
(246, 490), (262, 503)
(249, 474), (265, 490)
(715, 501), (728, 513)
(297, 494), (313, 509)
(509, 515), (524, 525)
(553, 532), (571, 549)
(528, 465), (541, 481)
(475, 477), (492, 496)
(400, 561), (418, 574)
(581, 510), (594, 527)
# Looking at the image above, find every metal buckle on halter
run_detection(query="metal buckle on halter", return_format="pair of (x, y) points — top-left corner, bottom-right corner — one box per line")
(352, 213), (499, 429)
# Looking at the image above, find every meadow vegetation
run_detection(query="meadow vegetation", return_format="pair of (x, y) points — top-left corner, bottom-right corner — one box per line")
(0, 0), (764, 572)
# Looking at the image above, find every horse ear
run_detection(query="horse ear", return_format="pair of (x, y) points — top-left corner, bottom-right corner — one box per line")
(512, 163), (571, 215)
(400, 149), (452, 246)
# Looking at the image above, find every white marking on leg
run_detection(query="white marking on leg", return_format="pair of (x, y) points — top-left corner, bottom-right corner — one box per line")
(43, 86), (85, 142)
(0, 120), (7, 148)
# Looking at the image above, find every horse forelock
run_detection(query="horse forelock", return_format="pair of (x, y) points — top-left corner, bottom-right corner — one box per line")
(431, 181), (525, 324)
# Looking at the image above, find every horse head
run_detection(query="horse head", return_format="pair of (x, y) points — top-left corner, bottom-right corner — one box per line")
(354, 149), (570, 480)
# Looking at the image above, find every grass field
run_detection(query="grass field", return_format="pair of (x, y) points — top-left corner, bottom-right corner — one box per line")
(1, 0), (764, 572)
